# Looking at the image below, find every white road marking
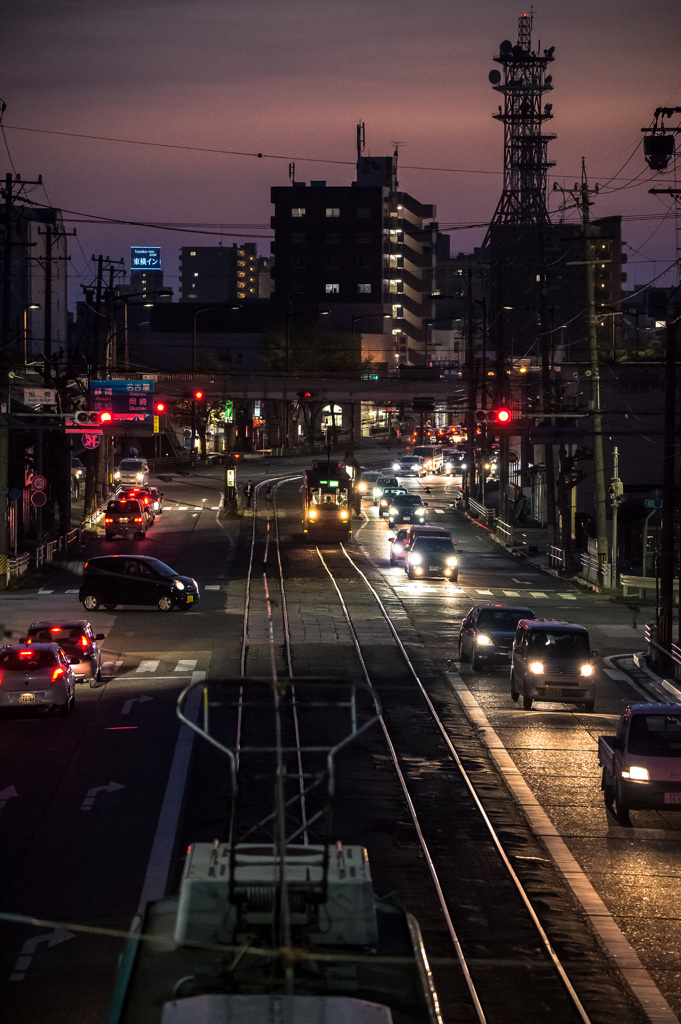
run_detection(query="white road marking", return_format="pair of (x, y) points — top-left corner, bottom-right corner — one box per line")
(10, 928), (74, 982)
(177, 506), (188, 511)
(136, 659), (160, 673)
(175, 659), (197, 672)
(529, 591), (548, 598)
(80, 780), (125, 812)
(122, 695), (154, 714)
(135, 672), (205, 912)
(0, 785), (18, 811)
(502, 590), (520, 596)
(38, 588), (54, 594)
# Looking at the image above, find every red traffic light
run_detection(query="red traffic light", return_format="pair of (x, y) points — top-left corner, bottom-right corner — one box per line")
(100, 411), (113, 423)
(193, 390), (204, 401)
(496, 407), (512, 424)
(154, 401), (166, 413)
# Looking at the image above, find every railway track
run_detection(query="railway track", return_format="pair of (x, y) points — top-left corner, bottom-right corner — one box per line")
(228, 478), (644, 1024)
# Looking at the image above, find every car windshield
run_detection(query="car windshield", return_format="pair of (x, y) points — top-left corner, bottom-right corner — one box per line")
(0, 648), (58, 670)
(527, 631), (590, 656)
(477, 610), (534, 631)
(119, 460), (143, 470)
(413, 539), (455, 554)
(130, 558), (178, 577)
(629, 714), (681, 757)
(395, 495), (422, 506)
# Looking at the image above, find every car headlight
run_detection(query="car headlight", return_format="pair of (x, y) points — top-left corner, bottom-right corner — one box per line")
(393, 543), (403, 553)
(410, 553), (422, 566)
(392, 463), (400, 471)
(389, 506), (397, 515)
(373, 487), (381, 497)
(136, 473), (143, 481)
(580, 663), (594, 677)
(623, 765), (650, 781)
(446, 556), (457, 567)
(476, 634), (493, 647)
(358, 482), (367, 493)
(380, 498), (388, 506)
(417, 507), (426, 517)
(174, 580), (185, 590)
(529, 661), (544, 674)
(340, 509), (349, 520)
(114, 471), (120, 480)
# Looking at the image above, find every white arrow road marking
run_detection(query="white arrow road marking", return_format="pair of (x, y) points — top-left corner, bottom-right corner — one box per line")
(0, 785), (18, 810)
(122, 695), (154, 715)
(174, 659), (197, 672)
(10, 927), (74, 981)
(136, 659), (159, 673)
(38, 588), (54, 594)
(81, 781), (125, 811)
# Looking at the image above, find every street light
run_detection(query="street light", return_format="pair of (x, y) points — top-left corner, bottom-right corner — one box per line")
(23, 303), (41, 365)
(112, 288), (173, 374)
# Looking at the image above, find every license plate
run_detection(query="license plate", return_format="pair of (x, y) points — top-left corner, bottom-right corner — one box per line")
(186, 595), (194, 603)
(19, 693), (36, 703)
(120, 517), (129, 523)
(664, 793), (681, 805)
(429, 565), (441, 572)
(545, 686), (564, 700)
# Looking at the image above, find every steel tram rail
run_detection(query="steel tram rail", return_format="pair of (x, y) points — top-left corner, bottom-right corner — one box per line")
(313, 542), (593, 1024)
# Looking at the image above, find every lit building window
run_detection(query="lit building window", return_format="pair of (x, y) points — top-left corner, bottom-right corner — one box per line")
(326, 208), (340, 218)
(325, 283), (340, 294)
(292, 207), (306, 217)
(357, 284), (371, 294)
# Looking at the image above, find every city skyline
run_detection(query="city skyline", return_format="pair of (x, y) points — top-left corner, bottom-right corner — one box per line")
(4, 0), (680, 309)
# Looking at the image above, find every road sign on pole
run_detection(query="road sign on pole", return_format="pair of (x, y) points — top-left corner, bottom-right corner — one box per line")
(31, 475), (47, 491)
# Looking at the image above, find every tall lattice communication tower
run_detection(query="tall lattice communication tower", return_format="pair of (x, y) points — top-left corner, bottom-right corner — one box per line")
(488, 12), (555, 227)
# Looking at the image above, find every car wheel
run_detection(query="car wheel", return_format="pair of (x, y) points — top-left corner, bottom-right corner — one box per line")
(407, 569), (414, 580)
(58, 693), (72, 718)
(471, 651), (483, 671)
(389, 557), (395, 566)
(96, 667), (102, 682)
(82, 594), (99, 612)
(510, 671), (519, 702)
(158, 595), (174, 612)
(522, 694), (533, 710)
(583, 700), (595, 713)
(614, 780), (630, 824)
(458, 640), (465, 662)
(450, 573), (459, 582)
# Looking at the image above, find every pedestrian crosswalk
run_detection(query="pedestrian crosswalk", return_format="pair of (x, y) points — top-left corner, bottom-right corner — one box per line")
(104, 655), (206, 679)
(393, 583), (577, 601)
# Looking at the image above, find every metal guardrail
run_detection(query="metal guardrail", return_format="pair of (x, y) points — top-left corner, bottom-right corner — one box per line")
(548, 545), (565, 570)
(8, 553), (30, 580)
(494, 517), (515, 546)
(468, 497), (495, 528)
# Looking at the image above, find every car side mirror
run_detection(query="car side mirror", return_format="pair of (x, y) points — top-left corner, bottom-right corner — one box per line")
(159, 492), (165, 497)
(591, 649), (600, 658)
(96, 633), (105, 641)
(422, 501), (428, 507)
(19, 636), (27, 643)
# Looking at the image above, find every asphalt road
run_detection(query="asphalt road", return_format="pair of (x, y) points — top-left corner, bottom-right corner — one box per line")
(0, 454), (679, 1023)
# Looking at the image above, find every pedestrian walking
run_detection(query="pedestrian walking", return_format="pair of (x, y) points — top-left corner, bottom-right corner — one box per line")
(265, 485), (272, 510)
(243, 479), (254, 510)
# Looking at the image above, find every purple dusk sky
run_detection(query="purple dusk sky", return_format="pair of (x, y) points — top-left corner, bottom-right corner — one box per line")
(4, 0), (680, 308)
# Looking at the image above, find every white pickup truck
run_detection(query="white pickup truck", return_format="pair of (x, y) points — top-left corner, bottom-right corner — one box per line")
(599, 702), (681, 822)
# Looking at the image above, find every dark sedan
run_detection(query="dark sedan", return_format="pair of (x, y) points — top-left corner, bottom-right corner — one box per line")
(387, 493), (427, 527)
(459, 604), (536, 670)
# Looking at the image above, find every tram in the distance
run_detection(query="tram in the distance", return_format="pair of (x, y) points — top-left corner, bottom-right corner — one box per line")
(303, 460), (353, 540)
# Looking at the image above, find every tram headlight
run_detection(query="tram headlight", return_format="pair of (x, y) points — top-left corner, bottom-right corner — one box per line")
(340, 509), (349, 520)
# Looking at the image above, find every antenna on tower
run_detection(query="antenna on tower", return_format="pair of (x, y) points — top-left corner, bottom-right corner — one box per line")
(289, 162), (295, 185)
(357, 121), (365, 161)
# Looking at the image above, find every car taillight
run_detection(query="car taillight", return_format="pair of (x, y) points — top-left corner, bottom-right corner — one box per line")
(19, 649), (34, 658)
(51, 667), (65, 681)
(50, 627), (62, 635)
(134, 517), (143, 523)
(105, 517), (113, 523)
(79, 635), (89, 649)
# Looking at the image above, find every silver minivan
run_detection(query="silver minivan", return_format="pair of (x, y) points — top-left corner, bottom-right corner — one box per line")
(115, 458), (149, 487)
(510, 619), (597, 712)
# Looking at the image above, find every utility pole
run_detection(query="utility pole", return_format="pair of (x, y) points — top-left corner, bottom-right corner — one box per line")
(554, 161), (609, 583)
(0, 172), (42, 588)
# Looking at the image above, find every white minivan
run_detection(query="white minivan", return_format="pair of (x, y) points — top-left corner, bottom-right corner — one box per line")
(115, 458), (149, 487)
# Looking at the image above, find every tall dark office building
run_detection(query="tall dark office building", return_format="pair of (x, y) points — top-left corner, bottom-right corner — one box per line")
(180, 243), (267, 302)
(270, 140), (436, 366)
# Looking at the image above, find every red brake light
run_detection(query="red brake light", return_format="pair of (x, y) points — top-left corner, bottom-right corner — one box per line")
(135, 517), (143, 523)
(50, 627), (62, 634)
(51, 667), (65, 681)
(19, 650), (34, 658)
(79, 635), (88, 649)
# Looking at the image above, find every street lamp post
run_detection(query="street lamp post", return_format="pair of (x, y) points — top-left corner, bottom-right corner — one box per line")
(283, 308), (330, 447)
(23, 303), (41, 365)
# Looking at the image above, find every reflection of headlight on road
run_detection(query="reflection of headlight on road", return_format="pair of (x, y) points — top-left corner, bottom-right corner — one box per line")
(476, 634), (493, 646)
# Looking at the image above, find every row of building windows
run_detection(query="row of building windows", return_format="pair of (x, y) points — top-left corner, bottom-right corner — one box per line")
(291, 206), (373, 219)
(324, 283), (373, 294)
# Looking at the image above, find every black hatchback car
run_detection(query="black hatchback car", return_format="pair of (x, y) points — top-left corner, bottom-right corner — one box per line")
(459, 604), (536, 670)
(80, 556), (200, 612)
(387, 493), (427, 528)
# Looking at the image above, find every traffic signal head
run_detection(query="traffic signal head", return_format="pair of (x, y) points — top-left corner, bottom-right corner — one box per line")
(75, 411), (106, 426)
(193, 390), (204, 401)
(475, 407), (513, 425)
(100, 411), (113, 423)
(154, 401), (166, 413)
(298, 390), (312, 399)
